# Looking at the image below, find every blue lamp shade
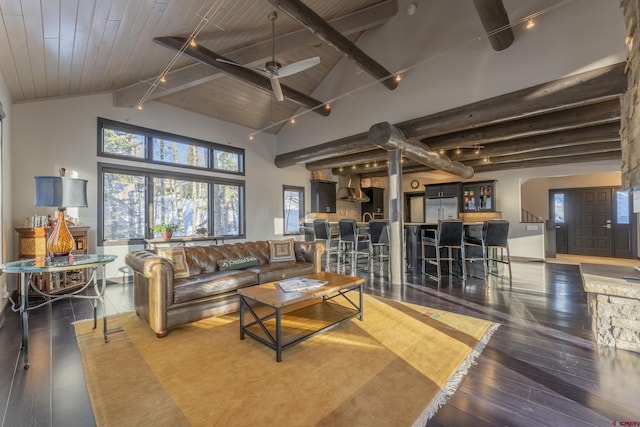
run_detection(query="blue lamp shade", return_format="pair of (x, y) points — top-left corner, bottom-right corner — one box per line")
(33, 176), (88, 208)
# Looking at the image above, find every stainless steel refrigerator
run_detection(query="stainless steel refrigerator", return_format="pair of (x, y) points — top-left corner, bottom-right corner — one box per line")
(425, 197), (459, 223)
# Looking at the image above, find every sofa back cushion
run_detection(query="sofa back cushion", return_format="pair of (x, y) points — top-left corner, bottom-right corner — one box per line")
(156, 247), (190, 278)
(269, 239), (296, 263)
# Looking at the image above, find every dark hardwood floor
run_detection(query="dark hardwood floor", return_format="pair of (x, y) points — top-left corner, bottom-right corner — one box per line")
(1, 259), (639, 426)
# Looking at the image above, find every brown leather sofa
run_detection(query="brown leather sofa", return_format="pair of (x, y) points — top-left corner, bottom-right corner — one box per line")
(125, 240), (324, 337)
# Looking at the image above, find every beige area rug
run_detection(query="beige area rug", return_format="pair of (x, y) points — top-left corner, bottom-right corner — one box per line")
(75, 294), (498, 427)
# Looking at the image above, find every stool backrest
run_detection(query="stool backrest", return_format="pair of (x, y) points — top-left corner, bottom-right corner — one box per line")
(369, 220), (389, 244)
(313, 219), (330, 240)
(338, 219), (358, 243)
(437, 220), (464, 247)
(482, 220), (509, 247)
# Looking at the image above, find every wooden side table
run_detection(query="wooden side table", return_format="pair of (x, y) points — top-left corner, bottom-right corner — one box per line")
(14, 226), (90, 294)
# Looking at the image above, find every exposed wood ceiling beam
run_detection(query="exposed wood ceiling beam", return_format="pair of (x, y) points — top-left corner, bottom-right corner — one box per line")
(369, 122), (474, 178)
(306, 148), (388, 170)
(469, 140), (621, 165)
(332, 124), (621, 176)
(114, 0), (398, 107)
(359, 150), (622, 178)
(424, 99), (620, 151)
(392, 151), (623, 176)
(468, 151), (622, 173)
(448, 123), (621, 162)
(274, 62), (626, 170)
(274, 132), (374, 167)
(267, 0), (398, 91)
(312, 105), (620, 171)
(403, 62), (626, 140)
(473, 0), (514, 51)
(153, 36), (330, 116)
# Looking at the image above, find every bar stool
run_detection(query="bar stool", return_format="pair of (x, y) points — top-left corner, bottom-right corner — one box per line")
(421, 220), (466, 285)
(465, 220), (511, 284)
(313, 219), (340, 271)
(338, 219), (370, 272)
(368, 220), (390, 274)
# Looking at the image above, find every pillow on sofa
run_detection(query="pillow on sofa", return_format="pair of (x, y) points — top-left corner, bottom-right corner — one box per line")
(217, 256), (260, 271)
(269, 239), (296, 263)
(156, 247), (190, 278)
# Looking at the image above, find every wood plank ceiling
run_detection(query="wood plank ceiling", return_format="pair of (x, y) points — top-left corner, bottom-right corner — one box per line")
(0, 0), (623, 175)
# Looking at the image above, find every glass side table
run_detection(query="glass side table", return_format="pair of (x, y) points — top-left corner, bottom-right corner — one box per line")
(1, 254), (117, 369)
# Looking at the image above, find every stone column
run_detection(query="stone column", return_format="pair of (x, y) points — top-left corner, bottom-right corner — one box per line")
(620, 0), (640, 189)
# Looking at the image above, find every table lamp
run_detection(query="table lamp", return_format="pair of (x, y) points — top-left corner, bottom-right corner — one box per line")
(34, 173), (88, 258)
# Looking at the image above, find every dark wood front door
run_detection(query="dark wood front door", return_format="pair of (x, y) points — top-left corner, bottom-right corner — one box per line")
(551, 187), (635, 259)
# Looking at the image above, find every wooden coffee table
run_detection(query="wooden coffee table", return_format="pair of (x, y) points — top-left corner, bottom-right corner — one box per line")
(238, 272), (364, 362)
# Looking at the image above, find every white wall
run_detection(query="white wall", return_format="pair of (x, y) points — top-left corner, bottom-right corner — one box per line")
(521, 172), (623, 220)
(276, 0), (626, 153)
(10, 94), (309, 279)
(0, 65), (13, 312)
(273, 0), (626, 260)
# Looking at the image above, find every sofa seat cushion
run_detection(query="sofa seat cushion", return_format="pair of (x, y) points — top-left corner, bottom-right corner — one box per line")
(247, 262), (315, 284)
(173, 270), (258, 304)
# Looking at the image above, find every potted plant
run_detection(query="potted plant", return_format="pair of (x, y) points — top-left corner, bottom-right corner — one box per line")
(152, 223), (178, 240)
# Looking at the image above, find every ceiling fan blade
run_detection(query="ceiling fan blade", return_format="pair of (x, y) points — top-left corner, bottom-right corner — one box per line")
(276, 56), (320, 78)
(216, 58), (266, 75)
(270, 77), (284, 102)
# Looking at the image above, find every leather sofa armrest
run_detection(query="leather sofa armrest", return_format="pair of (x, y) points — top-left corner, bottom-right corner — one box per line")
(125, 250), (175, 337)
(294, 241), (325, 273)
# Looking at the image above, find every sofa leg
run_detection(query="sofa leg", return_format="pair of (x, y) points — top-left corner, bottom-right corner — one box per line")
(156, 331), (168, 338)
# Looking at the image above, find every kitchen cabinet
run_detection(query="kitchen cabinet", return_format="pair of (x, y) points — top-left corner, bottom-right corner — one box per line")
(310, 180), (337, 213)
(462, 180), (495, 212)
(15, 226), (90, 295)
(361, 187), (384, 218)
(425, 182), (460, 199)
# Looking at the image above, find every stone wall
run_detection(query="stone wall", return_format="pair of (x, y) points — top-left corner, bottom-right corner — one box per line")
(582, 264), (640, 353)
(620, 0), (640, 189)
(591, 294), (640, 352)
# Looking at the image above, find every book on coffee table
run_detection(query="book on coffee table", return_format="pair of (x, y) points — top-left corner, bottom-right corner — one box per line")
(278, 277), (329, 292)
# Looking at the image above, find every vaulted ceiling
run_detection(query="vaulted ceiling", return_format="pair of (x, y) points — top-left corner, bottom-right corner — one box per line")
(0, 0), (624, 176)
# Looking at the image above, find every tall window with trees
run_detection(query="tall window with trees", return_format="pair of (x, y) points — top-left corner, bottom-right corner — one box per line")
(98, 119), (245, 245)
(283, 185), (304, 235)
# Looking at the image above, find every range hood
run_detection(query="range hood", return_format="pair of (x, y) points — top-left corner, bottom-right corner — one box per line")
(336, 175), (370, 202)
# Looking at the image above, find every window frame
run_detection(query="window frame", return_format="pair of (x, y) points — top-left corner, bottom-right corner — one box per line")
(97, 162), (246, 246)
(97, 117), (245, 175)
(282, 185), (305, 236)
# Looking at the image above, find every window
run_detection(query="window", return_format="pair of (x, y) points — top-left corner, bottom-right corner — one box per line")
(98, 118), (244, 175)
(616, 190), (630, 224)
(283, 186), (304, 235)
(98, 119), (246, 245)
(553, 193), (565, 224)
(103, 171), (146, 241)
(98, 164), (245, 245)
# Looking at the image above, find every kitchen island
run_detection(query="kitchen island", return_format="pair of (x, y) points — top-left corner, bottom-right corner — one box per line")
(404, 222), (484, 276)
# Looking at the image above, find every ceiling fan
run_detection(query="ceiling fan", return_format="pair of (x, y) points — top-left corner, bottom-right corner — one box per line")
(217, 11), (320, 102)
